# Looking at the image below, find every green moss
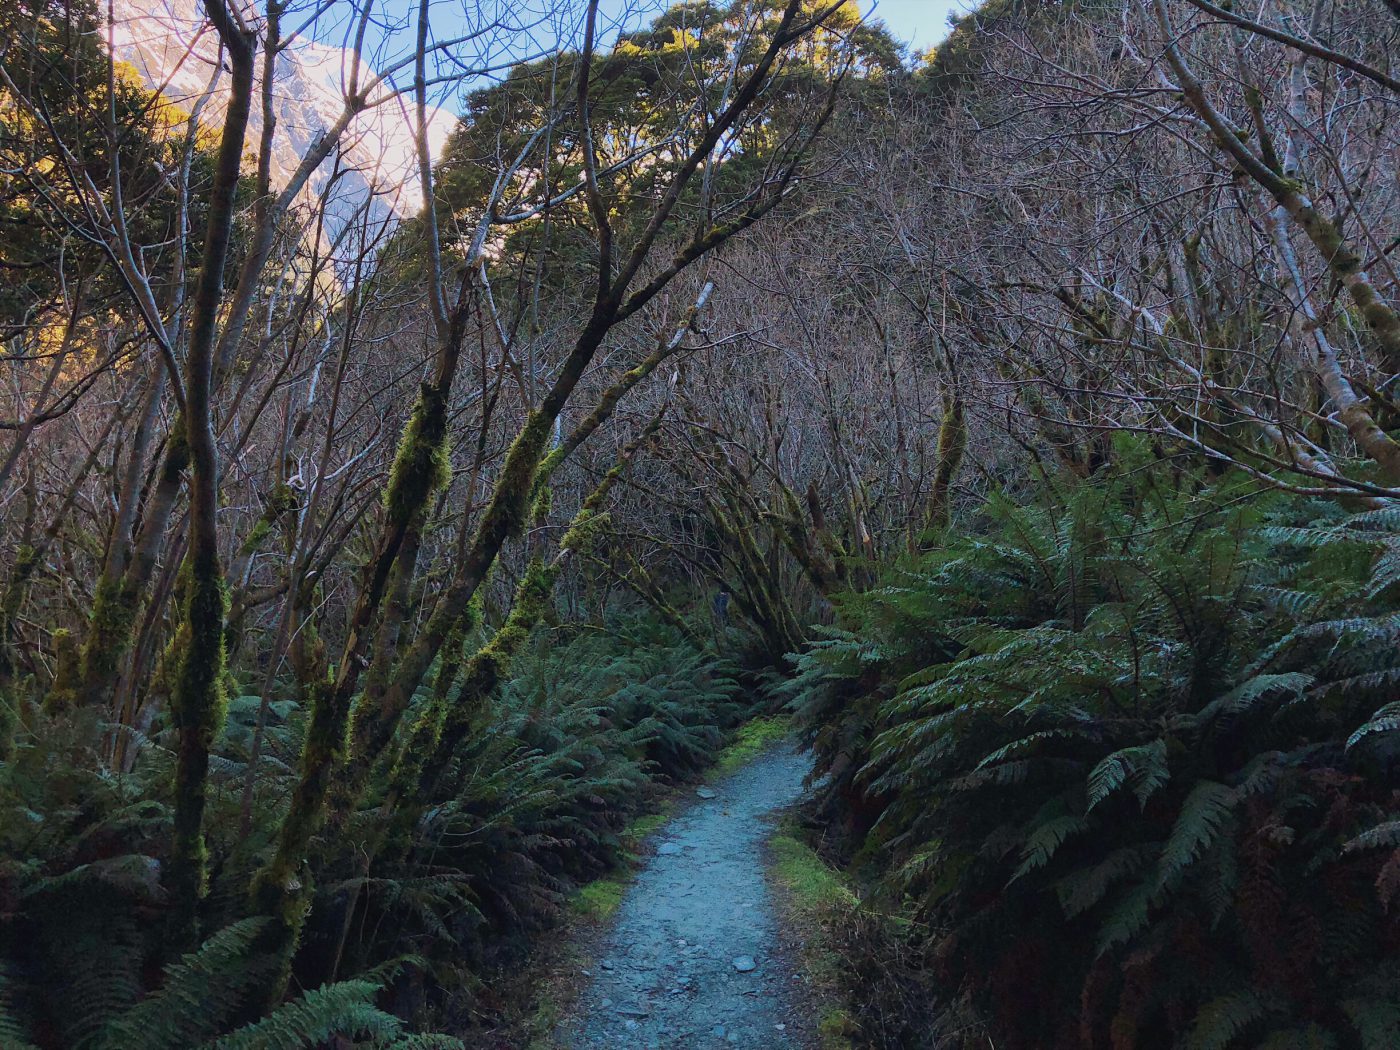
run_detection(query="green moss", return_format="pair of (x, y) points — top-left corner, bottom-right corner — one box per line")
(0, 684), (16, 761)
(477, 410), (556, 550)
(715, 715), (791, 775)
(570, 877), (627, 922)
(816, 1007), (859, 1049)
(165, 547), (230, 940)
(383, 384), (451, 527)
(560, 509), (609, 554)
(767, 823), (859, 1050)
(537, 444), (565, 480)
(267, 481), (299, 516)
(238, 517), (271, 556)
(11, 543), (37, 583)
(530, 482), (553, 526)
(770, 830), (857, 912)
(621, 809), (670, 846)
(396, 558), (561, 797)
(77, 573), (140, 705)
(44, 628), (78, 713)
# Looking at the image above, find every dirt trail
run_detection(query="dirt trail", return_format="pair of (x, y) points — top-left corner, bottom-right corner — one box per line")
(554, 740), (814, 1049)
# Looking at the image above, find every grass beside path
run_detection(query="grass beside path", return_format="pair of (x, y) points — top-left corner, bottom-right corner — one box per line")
(767, 820), (861, 1050)
(520, 713), (797, 1047)
(569, 715), (793, 925)
(567, 808), (673, 922)
(714, 713), (792, 775)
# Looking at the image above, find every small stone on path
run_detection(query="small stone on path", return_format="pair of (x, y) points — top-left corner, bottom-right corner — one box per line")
(732, 955), (756, 973)
(657, 841), (682, 855)
(696, 787), (718, 799)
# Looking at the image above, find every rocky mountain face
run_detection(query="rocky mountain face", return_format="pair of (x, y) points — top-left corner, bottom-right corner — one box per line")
(111, 0), (451, 227)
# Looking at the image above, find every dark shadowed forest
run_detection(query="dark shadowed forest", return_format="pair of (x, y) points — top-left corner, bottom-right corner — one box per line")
(1, 0), (1399, 1046)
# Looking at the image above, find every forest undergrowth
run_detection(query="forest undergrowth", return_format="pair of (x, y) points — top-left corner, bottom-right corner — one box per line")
(4, 0), (1400, 1044)
(781, 446), (1400, 1050)
(0, 619), (753, 1047)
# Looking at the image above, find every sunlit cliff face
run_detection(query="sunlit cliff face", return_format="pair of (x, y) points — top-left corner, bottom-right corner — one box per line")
(109, 0), (452, 224)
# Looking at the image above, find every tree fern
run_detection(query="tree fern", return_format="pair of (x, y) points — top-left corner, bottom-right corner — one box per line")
(1011, 803), (1092, 881)
(1344, 821), (1400, 853)
(1055, 843), (1156, 918)
(0, 969), (38, 1050)
(1095, 878), (1155, 957)
(787, 460), (1400, 1048)
(1342, 994), (1400, 1049)
(1347, 702), (1400, 750)
(1251, 1024), (1337, 1050)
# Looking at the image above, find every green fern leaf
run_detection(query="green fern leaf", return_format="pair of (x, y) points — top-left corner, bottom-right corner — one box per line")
(1095, 877), (1154, 957)
(1343, 821), (1400, 853)
(1086, 740), (1168, 811)
(1252, 1024), (1337, 1050)
(1343, 996), (1400, 1049)
(208, 979), (402, 1050)
(1055, 844), (1155, 918)
(1185, 989), (1280, 1050)
(1012, 809), (1092, 881)
(100, 918), (272, 1050)
(0, 967), (39, 1050)
(1156, 781), (1238, 893)
(1218, 673), (1312, 717)
(1347, 702), (1400, 750)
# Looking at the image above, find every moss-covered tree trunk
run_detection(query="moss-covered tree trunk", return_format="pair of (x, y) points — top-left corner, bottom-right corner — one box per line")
(923, 390), (967, 538)
(76, 428), (186, 711)
(163, 0), (256, 940)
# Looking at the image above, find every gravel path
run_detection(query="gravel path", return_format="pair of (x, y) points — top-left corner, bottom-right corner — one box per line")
(555, 740), (814, 1049)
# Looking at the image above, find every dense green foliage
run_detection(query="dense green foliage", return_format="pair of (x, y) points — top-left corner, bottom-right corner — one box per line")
(788, 449), (1400, 1048)
(0, 619), (745, 1046)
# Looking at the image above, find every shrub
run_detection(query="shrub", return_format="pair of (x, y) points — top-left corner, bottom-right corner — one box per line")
(788, 461), (1400, 1048)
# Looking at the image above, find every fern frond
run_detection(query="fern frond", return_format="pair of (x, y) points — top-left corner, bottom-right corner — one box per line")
(1055, 844), (1156, 918)
(0, 968), (38, 1050)
(208, 979), (402, 1050)
(1012, 808), (1092, 881)
(1343, 821), (1400, 853)
(1343, 995), (1400, 1049)
(1347, 702), (1400, 751)
(1252, 1024), (1338, 1050)
(1095, 878), (1155, 957)
(1085, 740), (1168, 811)
(1185, 989), (1281, 1050)
(1156, 781), (1238, 893)
(100, 918), (272, 1050)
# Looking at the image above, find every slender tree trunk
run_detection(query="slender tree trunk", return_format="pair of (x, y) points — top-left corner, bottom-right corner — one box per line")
(923, 390), (967, 537)
(164, 1), (256, 941)
(1154, 0), (1400, 374)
